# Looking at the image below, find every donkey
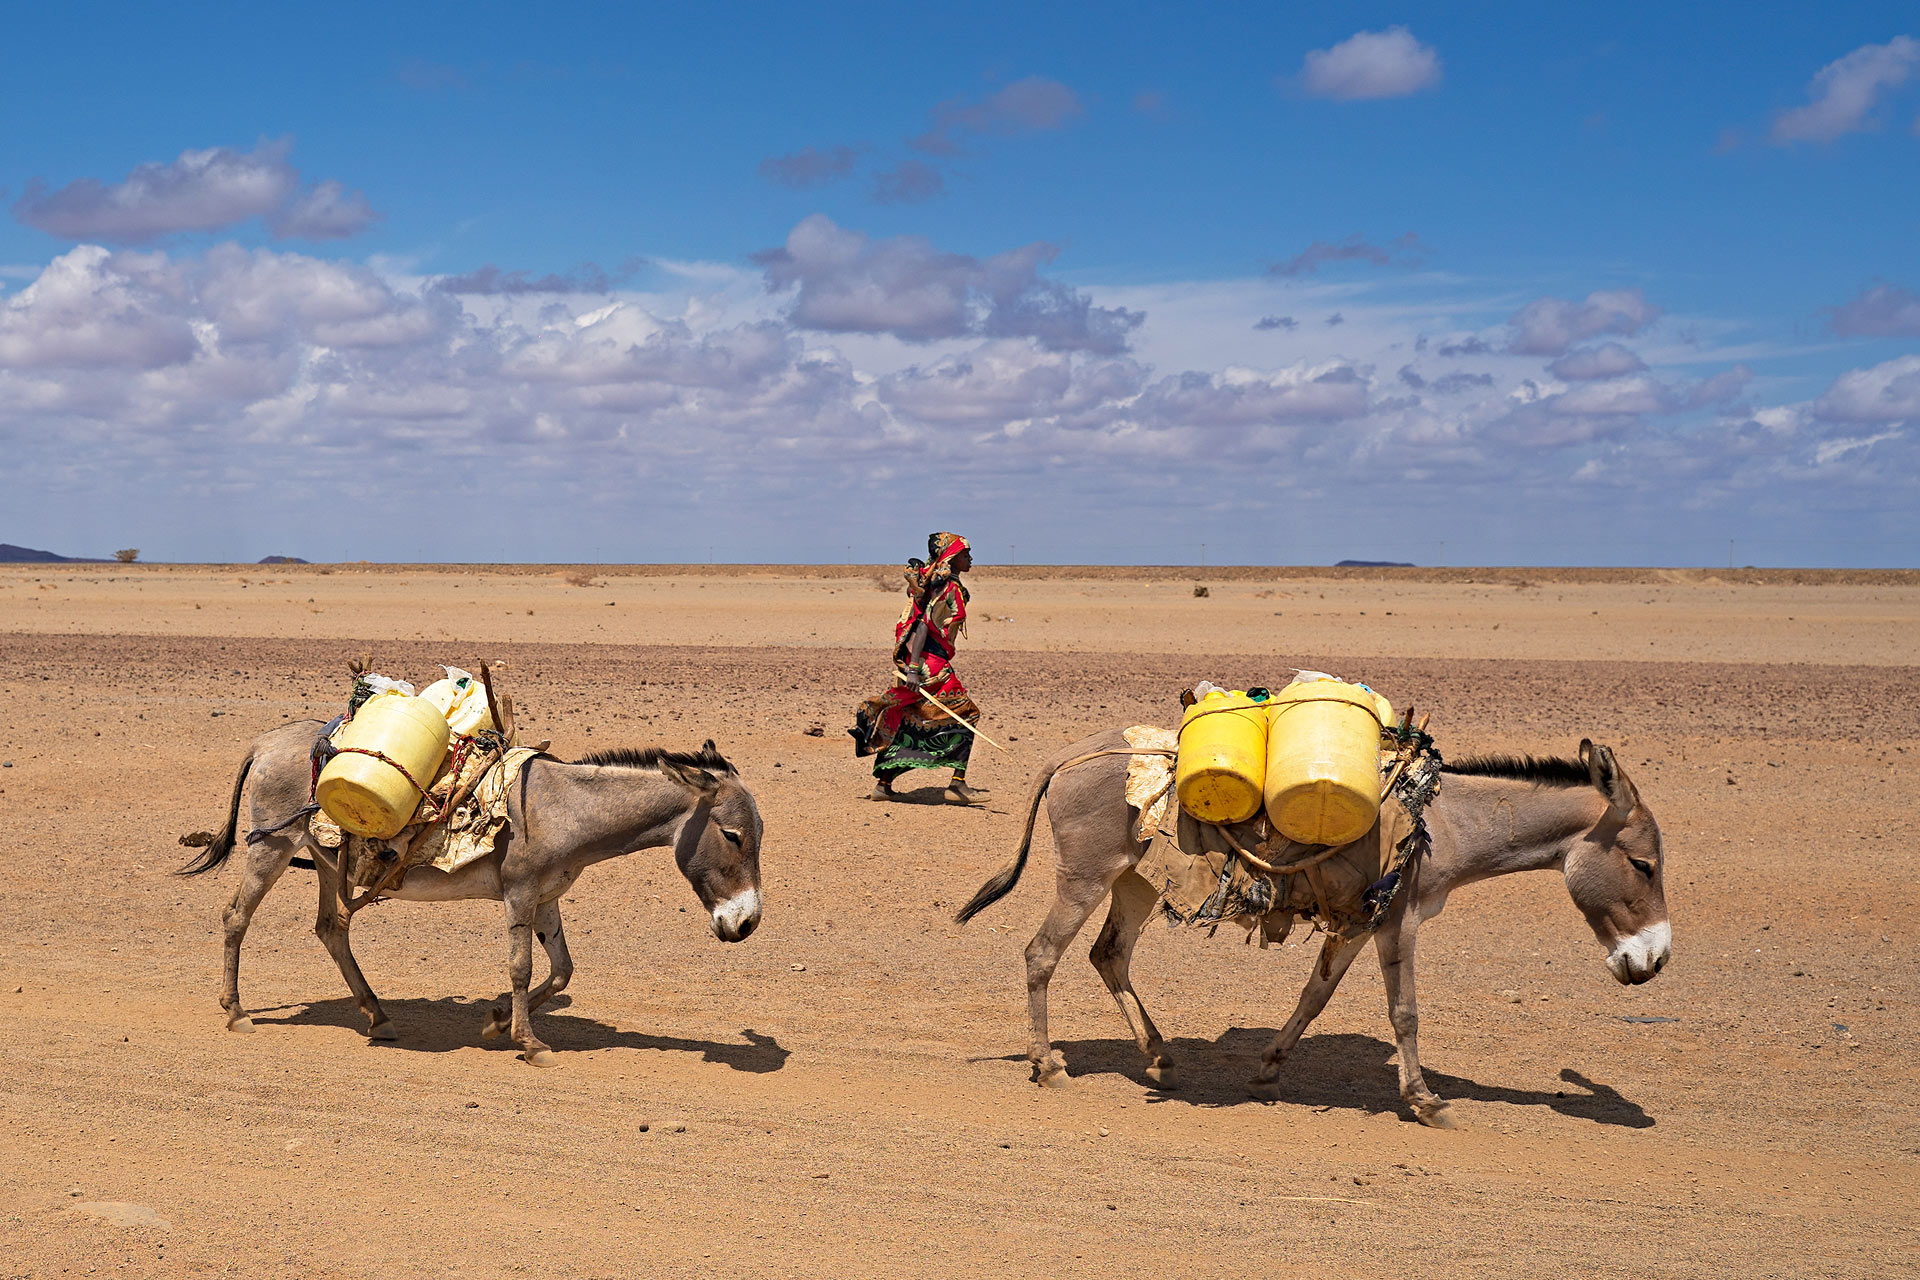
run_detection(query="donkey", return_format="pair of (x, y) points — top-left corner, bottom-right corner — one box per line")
(183, 721), (764, 1067)
(956, 729), (1668, 1126)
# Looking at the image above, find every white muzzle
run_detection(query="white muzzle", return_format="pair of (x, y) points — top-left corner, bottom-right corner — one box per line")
(1606, 921), (1671, 984)
(711, 889), (762, 942)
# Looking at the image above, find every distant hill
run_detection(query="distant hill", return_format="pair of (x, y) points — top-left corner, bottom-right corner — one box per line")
(258, 555), (310, 564)
(1335, 559), (1415, 568)
(0, 543), (106, 563)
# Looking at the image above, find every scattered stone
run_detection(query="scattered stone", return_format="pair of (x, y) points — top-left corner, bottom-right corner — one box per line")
(790, 963), (807, 972)
(74, 1201), (170, 1230)
(284, 1139), (304, 1151)
(637, 1123), (650, 1132)
(1500, 989), (1521, 1003)
(811, 1172), (829, 1180)
(667, 1121), (686, 1133)
(1097, 1127), (1110, 1137)
(464, 1101), (480, 1109)
(803, 723), (825, 737)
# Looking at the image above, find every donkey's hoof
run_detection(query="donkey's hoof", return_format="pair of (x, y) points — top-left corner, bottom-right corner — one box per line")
(1037, 1068), (1071, 1089)
(1415, 1101), (1461, 1129)
(1247, 1075), (1284, 1102)
(481, 1010), (508, 1040)
(1145, 1063), (1180, 1090)
(226, 1014), (255, 1034)
(522, 1047), (559, 1069)
(367, 1020), (398, 1042)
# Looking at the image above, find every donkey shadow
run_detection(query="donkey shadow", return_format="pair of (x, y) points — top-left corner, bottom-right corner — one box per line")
(1045, 1028), (1654, 1128)
(253, 996), (791, 1073)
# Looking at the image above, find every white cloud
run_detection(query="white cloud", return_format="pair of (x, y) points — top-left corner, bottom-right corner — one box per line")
(12, 139), (378, 243)
(1508, 289), (1661, 356)
(1814, 429), (1903, 464)
(1300, 28), (1442, 101)
(1812, 353), (1920, 422)
(1771, 36), (1920, 144)
(1548, 342), (1647, 381)
(1825, 283), (1920, 337)
(0, 235), (1901, 564)
(756, 215), (1142, 353)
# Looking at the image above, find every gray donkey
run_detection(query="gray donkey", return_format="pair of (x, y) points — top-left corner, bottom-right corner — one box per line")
(184, 721), (763, 1067)
(957, 729), (1669, 1126)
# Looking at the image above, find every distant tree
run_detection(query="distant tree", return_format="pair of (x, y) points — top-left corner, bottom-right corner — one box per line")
(114, 548), (140, 563)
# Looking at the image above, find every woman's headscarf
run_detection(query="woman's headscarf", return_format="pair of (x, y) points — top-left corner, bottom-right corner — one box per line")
(927, 531), (969, 568)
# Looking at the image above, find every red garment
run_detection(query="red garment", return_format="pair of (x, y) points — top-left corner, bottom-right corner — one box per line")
(852, 534), (979, 756)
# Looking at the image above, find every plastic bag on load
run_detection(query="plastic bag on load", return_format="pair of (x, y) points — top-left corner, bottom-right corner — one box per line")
(360, 674), (416, 697)
(419, 666), (495, 737)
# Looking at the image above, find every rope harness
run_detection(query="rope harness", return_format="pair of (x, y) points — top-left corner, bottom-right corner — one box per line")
(1053, 713), (1440, 944)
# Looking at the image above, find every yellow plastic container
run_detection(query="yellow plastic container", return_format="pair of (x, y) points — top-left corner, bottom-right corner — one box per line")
(1175, 689), (1269, 824)
(315, 693), (451, 839)
(1264, 679), (1392, 846)
(420, 669), (495, 737)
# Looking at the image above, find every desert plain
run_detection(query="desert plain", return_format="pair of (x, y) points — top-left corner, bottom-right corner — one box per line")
(1, 561), (1916, 1278)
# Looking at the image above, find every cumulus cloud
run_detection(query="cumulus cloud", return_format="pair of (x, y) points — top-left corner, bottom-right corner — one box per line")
(1507, 288), (1661, 356)
(0, 245), (199, 370)
(755, 215), (1142, 353)
(1270, 232), (1425, 278)
(12, 139), (378, 243)
(0, 233), (1896, 563)
(1812, 354), (1920, 422)
(912, 76), (1085, 155)
(1771, 36), (1919, 144)
(1436, 335), (1492, 357)
(269, 179), (379, 240)
(757, 145), (862, 190)
(1300, 27), (1442, 101)
(1825, 283), (1920, 337)
(1254, 315), (1297, 331)
(1548, 342), (1649, 381)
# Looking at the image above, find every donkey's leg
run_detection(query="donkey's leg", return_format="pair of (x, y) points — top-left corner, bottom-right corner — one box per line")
(219, 836), (296, 1032)
(312, 853), (394, 1040)
(1248, 932), (1369, 1100)
(482, 899), (571, 1039)
(500, 887), (557, 1067)
(1088, 871), (1178, 1087)
(1024, 865), (1130, 1088)
(1375, 916), (1456, 1127)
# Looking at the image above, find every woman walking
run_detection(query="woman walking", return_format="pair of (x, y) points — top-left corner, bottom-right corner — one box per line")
(851, 532), (986, 804)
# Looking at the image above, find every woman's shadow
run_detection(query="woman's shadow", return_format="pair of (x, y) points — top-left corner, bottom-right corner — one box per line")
(1043, 1027), (1654, 1127)
(253, 995), (790, 1073)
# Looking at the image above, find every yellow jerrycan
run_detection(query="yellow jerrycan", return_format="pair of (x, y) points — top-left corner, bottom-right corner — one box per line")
(1264, 677), (1392, 846)
(1174, 689), (1269, 824)
(315, 693), (452, 840)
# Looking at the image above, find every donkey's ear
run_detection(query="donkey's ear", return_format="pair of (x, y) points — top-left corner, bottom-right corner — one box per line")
(660, 760), (720, 798)
(702, 738), (718, 754)
(1582, 739), (1638, 818)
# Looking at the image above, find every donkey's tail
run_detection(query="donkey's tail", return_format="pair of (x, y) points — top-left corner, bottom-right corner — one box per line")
(177, 743), (256, 876)
(955, 754), (1065, 924)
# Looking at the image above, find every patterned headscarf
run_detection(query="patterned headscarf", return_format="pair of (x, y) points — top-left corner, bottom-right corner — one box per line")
(927, 532), (970, 567)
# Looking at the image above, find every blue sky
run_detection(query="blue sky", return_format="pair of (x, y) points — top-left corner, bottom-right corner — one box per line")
(2, 3), (1916, 565)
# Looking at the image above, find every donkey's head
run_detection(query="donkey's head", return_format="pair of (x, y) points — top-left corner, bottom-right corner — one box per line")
(660, 741), (764, 943)
(1564, 740), (1669, 984)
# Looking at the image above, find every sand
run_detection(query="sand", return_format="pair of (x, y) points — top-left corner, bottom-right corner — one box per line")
(1, 563), (1915, 1278)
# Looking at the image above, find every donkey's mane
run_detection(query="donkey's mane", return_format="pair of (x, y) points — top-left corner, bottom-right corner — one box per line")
(571, 743), (737, 775)
(1443, 754), (1590, 787)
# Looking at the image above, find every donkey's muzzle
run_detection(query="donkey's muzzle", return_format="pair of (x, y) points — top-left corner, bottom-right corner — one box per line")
(1605, 921), (1671, 984)
(711, 889), (762, 943)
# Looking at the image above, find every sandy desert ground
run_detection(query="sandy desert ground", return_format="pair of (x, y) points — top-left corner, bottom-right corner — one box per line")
(2, 562), (1916, 1278)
